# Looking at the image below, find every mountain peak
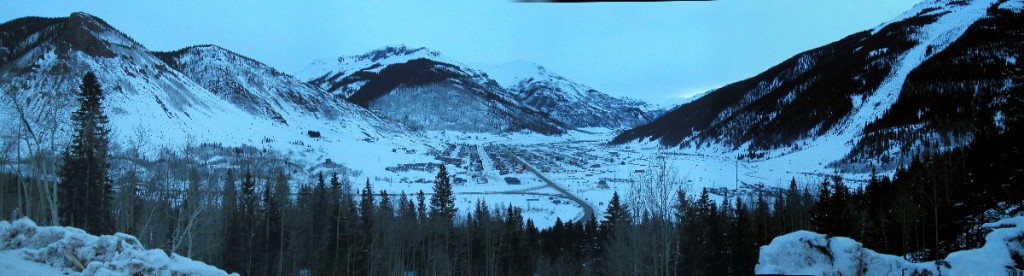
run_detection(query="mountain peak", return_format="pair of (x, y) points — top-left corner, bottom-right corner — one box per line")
(68, 11), (101, 21)
(476, 60), (554, 88)
(65, 11), (116, 34)
(352, 45), (442, 63)
(61, 11), (139, 57)
(299, 44), (451, 82)
(475, 60), (655, 129)
(183, 44), (227, 51)
(156, 44), (257, 67)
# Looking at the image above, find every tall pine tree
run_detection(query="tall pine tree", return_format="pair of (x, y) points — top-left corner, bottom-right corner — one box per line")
(430, 164), (455, 222)
(58, 72), (113, 234)
(600, 191), (630, 238)
(220, 169), (239, 269)
(237, 170), (258, 275)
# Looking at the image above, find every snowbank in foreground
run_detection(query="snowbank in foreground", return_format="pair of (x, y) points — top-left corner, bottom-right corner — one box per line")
(0, 218), (235, 275)
(755, 217), (1024, 275)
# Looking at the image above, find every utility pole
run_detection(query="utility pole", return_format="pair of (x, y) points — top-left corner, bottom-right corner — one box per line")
(735, 158), (739, 190)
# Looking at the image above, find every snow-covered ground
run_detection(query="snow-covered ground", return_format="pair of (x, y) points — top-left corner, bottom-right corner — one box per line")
(0, 250), (66, 275)
(339, 129), (870, 228)
(756, 216), (1024, 275)
(0, 218), (235, 275)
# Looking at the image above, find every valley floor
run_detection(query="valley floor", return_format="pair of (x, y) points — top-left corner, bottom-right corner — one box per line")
(346, 129), (872, 227)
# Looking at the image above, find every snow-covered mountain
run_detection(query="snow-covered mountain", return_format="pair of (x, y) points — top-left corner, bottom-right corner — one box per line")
(478, 61), (653, 129)
(302, 45), (654, 132)
(300, 45), (452, 98)
(303, 46), (567, 134)
(344, 58), (568, 134)
(153, 44), (407, 133)
(0, 12), (253, 145)
(613, 0), (1023, 171)
(0, 13), (427, 174)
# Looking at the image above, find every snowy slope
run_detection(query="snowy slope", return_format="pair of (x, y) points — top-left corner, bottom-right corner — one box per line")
(477, 61), (653, 129)
(0, 12), (257, 147)
(614, 0), (1016, 172)
(0, 13), (432, 180)
(0, 218), (235, 275)
(842, 0), (1024, 169)
(154, 44), (410, 137)
(756, 216), (1024, 275)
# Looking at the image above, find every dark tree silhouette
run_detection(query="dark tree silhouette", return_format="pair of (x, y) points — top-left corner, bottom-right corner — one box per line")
(430, 164), (455, 222)
(58, 72), (114, 234)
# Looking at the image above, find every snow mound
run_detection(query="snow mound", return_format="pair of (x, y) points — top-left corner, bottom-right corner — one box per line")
(756, 217), (1024, 275)
(0, 218), (235, 275)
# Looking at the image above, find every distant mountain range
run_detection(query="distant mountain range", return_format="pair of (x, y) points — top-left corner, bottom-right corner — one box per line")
(613, 0), (1023, 171)
(302, 45), (655, 132)
(0, 12), (655, 157)
(0, 13), (660, 168)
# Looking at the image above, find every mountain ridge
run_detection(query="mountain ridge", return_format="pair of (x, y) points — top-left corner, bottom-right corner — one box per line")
(340, 56), (568, 134)
(306, 45), (655, 131)
(478, 61), (655, 129)
(153, 44), (408, 130)
(612, 0), (1019, 171)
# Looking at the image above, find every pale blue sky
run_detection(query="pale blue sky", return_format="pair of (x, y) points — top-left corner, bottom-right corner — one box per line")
(1, 0), (920, 103)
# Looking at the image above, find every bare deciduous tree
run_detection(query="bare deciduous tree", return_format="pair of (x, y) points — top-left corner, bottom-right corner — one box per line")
(620, 154), (690, 275)
(3, 88), (68, 225)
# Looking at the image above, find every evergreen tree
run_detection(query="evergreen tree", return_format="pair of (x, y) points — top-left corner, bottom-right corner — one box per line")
(58, 72), (113, 234)
(356, 178), (375, 274)
(379, 190), (393, 219)
(674, 189), (697, 273)
(220, 169), (239, 269)
(324, 173), (343, 275)
(260, 177), (284, 276)
(782, 177), (803, 231)
(502, 205), (535, 275)
(680, 188), (725, 274)
(752, 191), (772, 245)
(728, 197), (755, 274)
(811, 178), (833, 234)
(335, 174), (360, 276)
(271, 170), (290, 276)
(238, 170), (258, 275)
(291, 180), (317, 273)
(600, 192), (630, 237)
(416, 190), (427, 223)
(830, 175), (855, 238)
(430, 164), (456, 222)
(360, 178), (375, 229)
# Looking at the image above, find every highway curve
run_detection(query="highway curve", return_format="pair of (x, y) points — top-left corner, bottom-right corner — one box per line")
(510, 153), (595, 222)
